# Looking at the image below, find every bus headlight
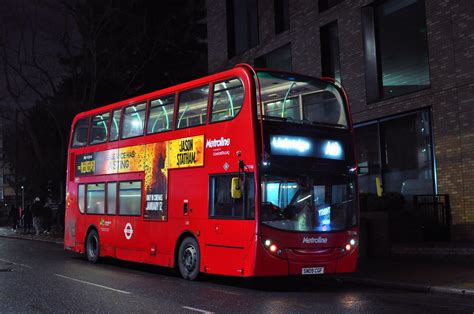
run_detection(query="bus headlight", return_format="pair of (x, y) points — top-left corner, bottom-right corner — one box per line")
(263, 239), (286, 257)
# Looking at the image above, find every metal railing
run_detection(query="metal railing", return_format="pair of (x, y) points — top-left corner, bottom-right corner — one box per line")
(413, 194), (451, 241)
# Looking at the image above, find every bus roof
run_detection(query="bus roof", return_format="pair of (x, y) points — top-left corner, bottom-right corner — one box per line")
(72, 64), (256, 123)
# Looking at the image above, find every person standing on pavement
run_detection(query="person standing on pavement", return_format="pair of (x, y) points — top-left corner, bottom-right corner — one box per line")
(8, 205), (19, 232)
(31, 197), (43, 236)
(43, 198), (53, 235)
(23, 202), (33, 233)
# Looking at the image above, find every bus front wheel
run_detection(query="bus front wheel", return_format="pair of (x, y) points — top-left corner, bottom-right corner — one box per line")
(86, 229), (100, 263)
(178, 237), (200, 280)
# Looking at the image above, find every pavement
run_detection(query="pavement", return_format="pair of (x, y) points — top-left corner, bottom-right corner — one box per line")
(341, 256), (474, 296)
(0, 225), (64, 244)
(1, 226), (473, 297)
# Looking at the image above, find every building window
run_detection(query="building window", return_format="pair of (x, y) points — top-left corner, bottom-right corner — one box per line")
(355, 110), (434, 211)
(176, 85), (209, 129)
(227, 0), (259, 58)
(209, 174), (255, 219)
(274, 0), (289, 34)
(362, 0), (430, 102)
(319, 0), (344, 12)
(320, 21), (342, 82)
(254, 43), (292, 72)
(122, 103), (146, 139)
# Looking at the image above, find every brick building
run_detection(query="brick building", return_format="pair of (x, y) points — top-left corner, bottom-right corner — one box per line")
(206, 0), (474, 241)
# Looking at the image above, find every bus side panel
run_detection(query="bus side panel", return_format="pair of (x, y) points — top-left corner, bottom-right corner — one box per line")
(64, 182), (78, 251)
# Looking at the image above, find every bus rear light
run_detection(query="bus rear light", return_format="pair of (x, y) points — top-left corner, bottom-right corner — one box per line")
(345, 244), (352, 251)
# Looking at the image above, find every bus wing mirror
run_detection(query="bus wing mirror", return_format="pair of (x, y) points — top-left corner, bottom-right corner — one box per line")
(231, 177), (242, 199)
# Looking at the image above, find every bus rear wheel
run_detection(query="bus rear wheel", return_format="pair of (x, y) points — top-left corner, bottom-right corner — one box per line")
(178, 237), (200, 280)
(86, 229), (100, 263)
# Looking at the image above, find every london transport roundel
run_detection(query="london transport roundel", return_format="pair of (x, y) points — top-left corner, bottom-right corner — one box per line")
(124, 223), (133, 240)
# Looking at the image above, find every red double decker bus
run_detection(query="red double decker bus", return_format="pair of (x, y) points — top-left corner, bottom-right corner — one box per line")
(65, 64), (359, 280)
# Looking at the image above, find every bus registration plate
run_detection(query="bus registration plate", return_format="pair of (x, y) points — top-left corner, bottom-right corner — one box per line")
(302, 267), (324, 275)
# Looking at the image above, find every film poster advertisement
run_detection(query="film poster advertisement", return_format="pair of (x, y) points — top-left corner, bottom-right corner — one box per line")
(75, 136), (204, 220)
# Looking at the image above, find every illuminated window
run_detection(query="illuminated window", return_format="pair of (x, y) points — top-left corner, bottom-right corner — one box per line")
(118, 181), (142, 216)
(147, 95), (175, 134)
(176, 85), (209, 129)
(107, 182), (117, 215)
(72, 118), (89, 148)
(78, 184), (85, 214)
(109, 110), (121, 142)
(211, 78), (244, 122)
(122, 103), (146, 139)
(89, 113), (110, 145)
(355, 110), (434, 210)
(86, 183), (105, 215)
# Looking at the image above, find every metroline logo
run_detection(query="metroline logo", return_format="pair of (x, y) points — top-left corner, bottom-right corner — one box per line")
(206, 137), (231, 148)
(303, 236), (328, 244)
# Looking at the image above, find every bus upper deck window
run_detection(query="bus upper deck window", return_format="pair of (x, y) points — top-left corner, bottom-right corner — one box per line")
(211, 78), (244, 122)
(109, 110), (121, 142)
(89, 113), (110, 145)
(122, 103), (146, 139)
(72, 118), (90, 148)
(177, 85), (209, 129)
(147, 94), (175, 134)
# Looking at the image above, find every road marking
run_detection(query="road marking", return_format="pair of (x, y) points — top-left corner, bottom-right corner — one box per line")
(0, 258), (32, 269)
(182, 306), (214, 313)
(54, 274), (131, 295)
(211, 288), (241, 296)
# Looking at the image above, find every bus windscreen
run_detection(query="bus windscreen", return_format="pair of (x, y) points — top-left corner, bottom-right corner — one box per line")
(256, 71), (348, 128)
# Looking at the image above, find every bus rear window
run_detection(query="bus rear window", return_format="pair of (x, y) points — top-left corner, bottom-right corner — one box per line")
(89, 113), (110, 145)
(177, 85), (209, 129)
(211, 78), (244, 122)
(72, 118), (90, 148)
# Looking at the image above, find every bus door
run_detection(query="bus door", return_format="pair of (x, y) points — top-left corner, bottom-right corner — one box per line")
(205, 174), (255, 276)
(113, 173), (146, 262)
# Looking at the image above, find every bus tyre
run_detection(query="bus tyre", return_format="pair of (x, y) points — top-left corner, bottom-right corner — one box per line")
(86, 229), (100, 263)
(178, 237), (200, 280)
